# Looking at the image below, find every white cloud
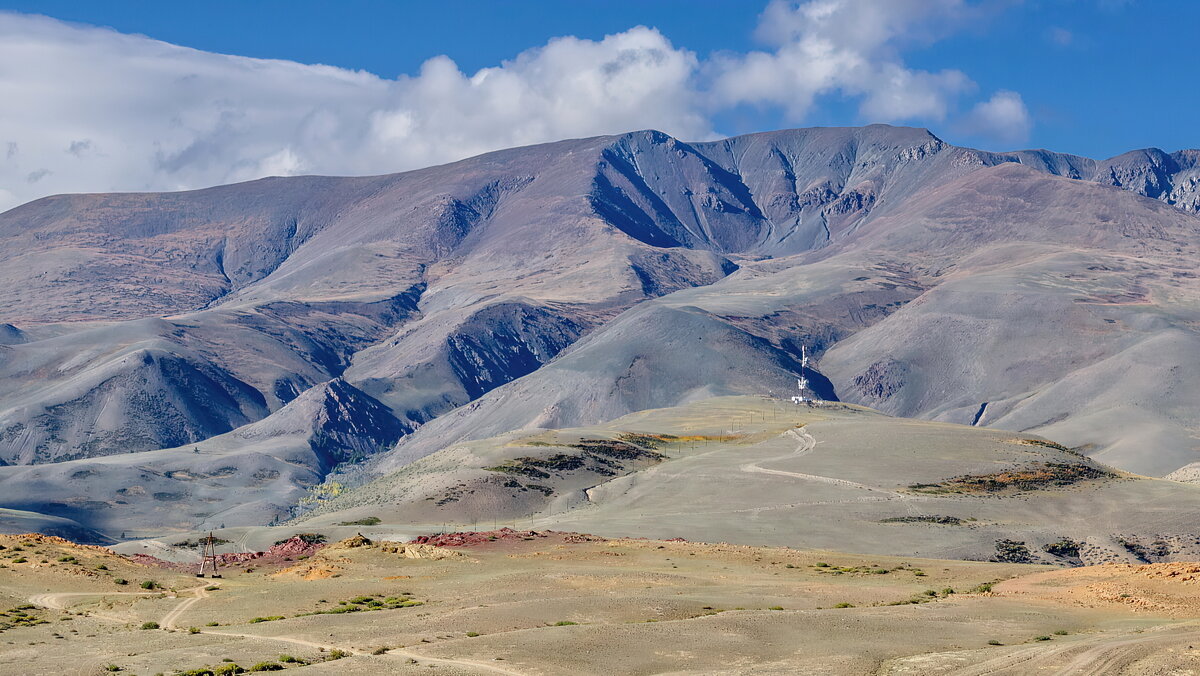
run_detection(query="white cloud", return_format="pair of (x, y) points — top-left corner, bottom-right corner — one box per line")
(711, 0), (975, 122)
(0, 4), (1034, 212)
(0, 14), (710, 211)
(959, 90), (1032, 144)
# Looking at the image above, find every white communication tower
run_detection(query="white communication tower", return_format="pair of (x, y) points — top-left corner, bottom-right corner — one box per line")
(791, 345), (820, 406)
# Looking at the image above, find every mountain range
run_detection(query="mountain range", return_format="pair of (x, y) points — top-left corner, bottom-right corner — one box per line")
(2, 124), (1200, 540)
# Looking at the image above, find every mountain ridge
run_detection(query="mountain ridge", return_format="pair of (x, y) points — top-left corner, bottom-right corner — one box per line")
(2, 123), (1200, 537)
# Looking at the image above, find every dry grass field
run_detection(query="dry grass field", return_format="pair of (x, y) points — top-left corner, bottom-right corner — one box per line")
(4, 530), (1200, 674)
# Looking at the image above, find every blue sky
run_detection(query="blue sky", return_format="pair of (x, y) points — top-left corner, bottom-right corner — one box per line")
(0, 1), (1195, 209)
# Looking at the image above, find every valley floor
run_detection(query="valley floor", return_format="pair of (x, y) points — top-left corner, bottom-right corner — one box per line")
(3, 532), (1200, 674)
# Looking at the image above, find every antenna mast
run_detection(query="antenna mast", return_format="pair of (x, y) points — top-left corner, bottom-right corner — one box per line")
(798, 345), (810, 393)
(790, 344), (820, 407)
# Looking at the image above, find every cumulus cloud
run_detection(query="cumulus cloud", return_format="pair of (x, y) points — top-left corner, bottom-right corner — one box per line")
(0, 3), (1034, 212)
(958, 90), (1032, 144)
(0, 13), (710, 212)
(710, 0), (975, 122)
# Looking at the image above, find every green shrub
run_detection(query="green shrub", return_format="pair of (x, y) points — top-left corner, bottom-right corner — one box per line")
(58, 556), (75, 562)
(553, 620), (578, 625)
(96, 564), (108, 570)
(140, 580), (157, 590)
(188, 626), (201, 634)
(768, 606), (784, 611)
(1034, 635), (1051, 641)
(466, 631), (480, 637)
(214, 666), (244, 676)
(833, 602), (854, 608)
(248, 616), (285, 624)
(247, 663), (284, 672)
(114, 578), (128, 585)
(11, 557), (26, 564)
(1053, 629), (1068, 635)
(206, 621), (220, 626)
(338, 516), (381, 526)
(140, 621), (159, 630)
(278, 655), (303, 664)
(987, 639), (1002, 646)
(972, 582), (995, 594)
(371, 647), (390, 655)
(326, 649), (349, 660)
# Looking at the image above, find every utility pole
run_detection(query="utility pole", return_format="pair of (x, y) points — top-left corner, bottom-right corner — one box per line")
(196, 532), (221, 579)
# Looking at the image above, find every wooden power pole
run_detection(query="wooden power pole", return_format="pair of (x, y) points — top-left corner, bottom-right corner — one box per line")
(197, 532), (221, 578)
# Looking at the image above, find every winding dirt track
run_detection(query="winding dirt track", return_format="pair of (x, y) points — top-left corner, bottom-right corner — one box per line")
(740, 427), (913, 499)
(939, 622), (1200, 675)
(30, 582), (526, 675)
(26, 589), (167, 676)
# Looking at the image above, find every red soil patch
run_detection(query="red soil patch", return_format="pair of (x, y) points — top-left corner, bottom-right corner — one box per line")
(126, 536), (325, 571)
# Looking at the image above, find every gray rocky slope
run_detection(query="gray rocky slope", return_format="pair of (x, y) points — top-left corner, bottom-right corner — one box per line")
(1, 124), (1199, 537)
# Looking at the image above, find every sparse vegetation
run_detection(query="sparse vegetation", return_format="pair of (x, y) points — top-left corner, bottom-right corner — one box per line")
(487, 438), (665, 480)
(0, 606), (49, 633)
(140, 580), (158, 590)
(173, 537), (232, 549)
(992, 539), (1034, 564)
(297, 593), (423, 616)
(1043, 539), (1081, 559)
(248, 616), (285, 624)
(1117, 536), (1173, 562)
(140, 621), (159, 630)
(337, 516), (381, 526)
(1017, 438), (1071, 452)
(908, 462), (1114, 495)
(879, 515), (964, 525)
